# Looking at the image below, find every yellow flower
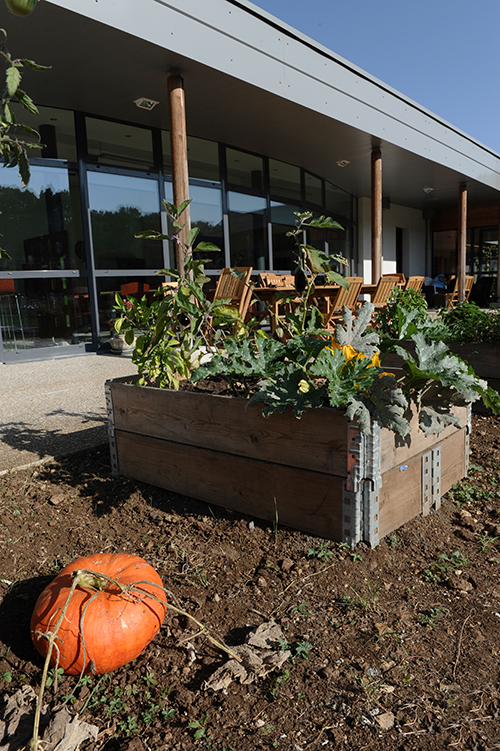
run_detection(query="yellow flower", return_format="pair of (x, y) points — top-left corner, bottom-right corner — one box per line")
(328, 340), (380, 368)
(298, 379), (310, 394)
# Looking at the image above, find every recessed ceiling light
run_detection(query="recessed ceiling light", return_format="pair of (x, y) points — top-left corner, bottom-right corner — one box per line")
(423, 187), (434, 193)
(134, 97), (160, 111)
(336, 159), (350, 167)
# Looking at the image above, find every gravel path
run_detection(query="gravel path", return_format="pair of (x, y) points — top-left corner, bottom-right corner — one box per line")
(0, 354), (136, 472)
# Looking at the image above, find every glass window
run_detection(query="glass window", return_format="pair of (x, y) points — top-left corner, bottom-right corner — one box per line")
(189, 185), (224, 269)
(0, 165), (83, 271)
(162, 133), (219, 182)
(269, 159), (301, 201)
(86, 118), (154, 170)
(478, 228), (498, 276)
(270, 201), (300, 271)
(226, 149), (264, 191)
(304, 172), (323, 206)
(433, 230), (457, 276)
(0, 276), (92, 352)
(325, 181), (352, 221)
(164, 182), (224, 269)
(228, 192), (267, 269)
(10, 105), (77, 162)
(88, 171), (162, 270)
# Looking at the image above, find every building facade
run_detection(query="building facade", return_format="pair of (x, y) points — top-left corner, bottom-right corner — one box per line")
(1, 0), (499, 361)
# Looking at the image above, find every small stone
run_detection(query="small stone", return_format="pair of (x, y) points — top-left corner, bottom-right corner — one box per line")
(257, 576), (267, 588)
(248, 521), (255, 531)
(375, 711), (395, 730)
(281, 558), (294, 572)
(49, 493), (67, 506)
(213, 593), (221, 603)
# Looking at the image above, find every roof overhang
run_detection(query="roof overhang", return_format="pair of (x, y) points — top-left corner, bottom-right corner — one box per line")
(5, 0), (500, 212)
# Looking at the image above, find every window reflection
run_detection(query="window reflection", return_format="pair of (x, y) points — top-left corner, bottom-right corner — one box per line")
(0, 277), (92, 351)
(325, 181), (352, 221)
(162, 133), (220, 182)
(228, 192), (267, 269)
(88, 172), (162, 270)
(0, 166), (83, 271)
(269, 159), (301, 202)
(86, 118), (154, 170)
(304, 172), (323, 206)
(226, 149), (264, 191)
(270, 202), (300, 271)
(11, 104), (77, 162)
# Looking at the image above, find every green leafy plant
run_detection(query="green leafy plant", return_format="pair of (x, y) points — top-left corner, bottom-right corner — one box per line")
(377, 287), (436, 340)
(478, 532), (499, 553)
(0, 29), (50, 258)
(269, 210), (348, 337)
(122, 202), (500, 436)
(438, 302), (500, 344)
(307, 542), (334, 561)
(188, 712), (209, 740)
(114, 200), (255, 388)
(424, 550), (468, 583)
(418, 607), (449, 628)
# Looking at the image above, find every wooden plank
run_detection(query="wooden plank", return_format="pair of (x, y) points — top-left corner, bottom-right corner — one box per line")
(439, 427), (467, 495)
(378, 427), (467, 540)
(378, 454), (422, 539)
(115, 430), (344, 541)
(110, 383), (349, 476)
(379, 406), (467, 474)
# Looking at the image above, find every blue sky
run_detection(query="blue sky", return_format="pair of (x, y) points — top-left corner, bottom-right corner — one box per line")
(250, 0), (500, 153)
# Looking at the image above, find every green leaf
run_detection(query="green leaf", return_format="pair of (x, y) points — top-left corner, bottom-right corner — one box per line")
(19, 59), (51, 71)
(308, 215), (344, 230)
(18, 149), (30, 187)
(176, 198), (192, 217)
(16, 123), (40, 138)
(6, 66), (21, 97)
(187, 226), (200, 247)
(135, 230), (169, 240)
(14, 89), (39, 114)
(334, 302), (379, 358)
(195, 241), (221, 252)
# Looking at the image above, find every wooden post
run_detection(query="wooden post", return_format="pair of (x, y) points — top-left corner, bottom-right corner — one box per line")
(457, 184), (467, 302)
(167, 73), (191, 275)
(371, 149), (382, 284)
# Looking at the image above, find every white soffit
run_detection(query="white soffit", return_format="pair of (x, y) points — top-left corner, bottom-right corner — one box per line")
(44, 0), (500, 192)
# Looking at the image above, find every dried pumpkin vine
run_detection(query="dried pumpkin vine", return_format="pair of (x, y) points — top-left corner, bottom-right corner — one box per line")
(26, 564), (240, 751)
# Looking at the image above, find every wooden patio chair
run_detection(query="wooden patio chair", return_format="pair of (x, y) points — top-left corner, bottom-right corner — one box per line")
(213, 266), (253, 319)
(323, 277), (364, 330)
(404, 276), (425, 293)
(370, 276), (399, 311)
(382, 272), (406, 287)
(258, 273), (288, 288)
(445, 275), (474, 308)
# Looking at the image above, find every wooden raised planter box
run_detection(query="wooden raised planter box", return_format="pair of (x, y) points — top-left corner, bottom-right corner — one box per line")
(106, 377), (470, 547)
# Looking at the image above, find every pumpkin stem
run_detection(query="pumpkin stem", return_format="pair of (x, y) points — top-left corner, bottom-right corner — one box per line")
(30, 570), (86, 750)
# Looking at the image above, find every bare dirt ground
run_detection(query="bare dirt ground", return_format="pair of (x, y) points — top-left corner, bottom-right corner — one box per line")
(1, 414), (500, 751)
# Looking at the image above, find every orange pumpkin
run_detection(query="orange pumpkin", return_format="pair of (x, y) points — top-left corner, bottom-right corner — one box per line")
(30, 553), (167, 675)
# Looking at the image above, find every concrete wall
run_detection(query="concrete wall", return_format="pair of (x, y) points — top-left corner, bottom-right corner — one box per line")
(358, 198), (426, 280)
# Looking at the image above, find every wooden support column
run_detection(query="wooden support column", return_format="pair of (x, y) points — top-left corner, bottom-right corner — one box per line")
(371, 149), (382, 284)
(167, 73), (190, 275)
(457, 184), (467, 302)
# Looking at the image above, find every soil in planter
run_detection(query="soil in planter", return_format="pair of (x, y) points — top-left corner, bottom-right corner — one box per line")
(0, 415), (500, 750)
